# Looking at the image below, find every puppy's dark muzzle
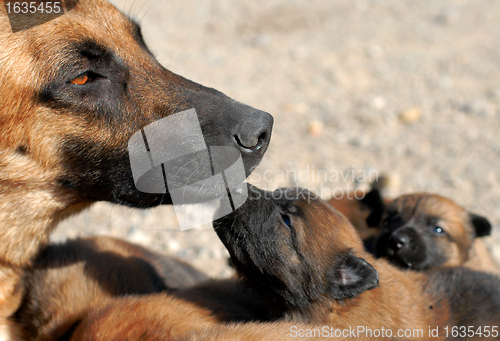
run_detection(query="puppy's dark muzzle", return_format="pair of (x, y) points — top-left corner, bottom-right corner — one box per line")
(388, 233), (410, 252)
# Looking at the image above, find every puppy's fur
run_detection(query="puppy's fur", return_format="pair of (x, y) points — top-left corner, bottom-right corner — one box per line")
(71, 295), (311, 341)
(13, 236), (208, 340)
(372, 193), (499, 274)
(13, 237), (305, 340)
(212, 186), (500, 339)
(0, 0), (272, 326)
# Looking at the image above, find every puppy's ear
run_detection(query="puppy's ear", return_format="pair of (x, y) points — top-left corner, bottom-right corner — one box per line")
(326, 254), (379, 300)
(361, 188), (386, 227)
(469, 213), (492, 237)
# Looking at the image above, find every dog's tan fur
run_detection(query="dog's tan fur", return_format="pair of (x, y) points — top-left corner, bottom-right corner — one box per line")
(468, 239), (500, 275)
(1, 0), (132, 267)
(60, 194), (451, 340)
(327, 189), (377, 240)
(0, 0), (158, 323)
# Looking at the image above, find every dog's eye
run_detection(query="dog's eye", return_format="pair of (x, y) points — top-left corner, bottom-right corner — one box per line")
(281, 214), (292, 229)
(431, 226), (446, 236)
(68, 72), (102, 85)
(70, 74), (89, 85)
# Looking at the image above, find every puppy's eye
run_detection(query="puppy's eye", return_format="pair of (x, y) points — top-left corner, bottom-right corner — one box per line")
(431, 226), (446, 236)
(281, 214), (292, 229)
(68, 72), (102, 85)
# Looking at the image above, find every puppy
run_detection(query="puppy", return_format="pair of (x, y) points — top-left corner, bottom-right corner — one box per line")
(212, 186), (500, 339)
(372, 193), (499, 274)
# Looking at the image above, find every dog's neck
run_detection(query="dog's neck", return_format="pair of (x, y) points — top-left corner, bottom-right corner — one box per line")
(0, 184), (90, 319)
(0, 183), (88, 267)
(0, 147), (91, 266)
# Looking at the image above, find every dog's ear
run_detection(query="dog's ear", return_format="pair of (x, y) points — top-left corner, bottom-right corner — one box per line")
(326, 254), (379, 300)
(469, 213), (492, 237)
(361, 188), (386, 227)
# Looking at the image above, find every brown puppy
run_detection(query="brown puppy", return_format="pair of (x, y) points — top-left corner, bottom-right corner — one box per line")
(212, 186), (500, 339)
(371, 193), (499, 274)
(12, 236), (208, 340)
(13, 238), (329, 341)
(0, 0), (272, 326)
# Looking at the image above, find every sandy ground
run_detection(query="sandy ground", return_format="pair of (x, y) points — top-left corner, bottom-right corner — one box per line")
(52, 0), (500, 278)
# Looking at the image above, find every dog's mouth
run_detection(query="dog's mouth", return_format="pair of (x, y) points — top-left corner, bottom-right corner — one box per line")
(384, 250), (414, 268)
(116, 193), (172, 208)
(381, 240), (429, 270)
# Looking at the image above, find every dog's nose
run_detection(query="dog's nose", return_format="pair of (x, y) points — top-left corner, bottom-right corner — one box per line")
(390, 234), (409, 249)
(234, 110), (273, 152)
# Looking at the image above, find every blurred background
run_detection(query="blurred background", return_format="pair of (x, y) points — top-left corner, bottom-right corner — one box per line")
(52, 0), (500, 277)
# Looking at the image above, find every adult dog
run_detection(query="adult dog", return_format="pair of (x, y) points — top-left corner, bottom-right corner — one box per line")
(0, 0), (272, 332)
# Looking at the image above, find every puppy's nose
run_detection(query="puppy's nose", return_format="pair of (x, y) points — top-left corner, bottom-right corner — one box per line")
(234, 110), (273, 152)
(390, 234), (409, 249)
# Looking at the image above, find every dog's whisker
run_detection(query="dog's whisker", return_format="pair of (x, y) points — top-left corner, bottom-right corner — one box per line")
(137, 0), (155, 24)
(177, 164), (209, 203)
(171, 158), (198, 179)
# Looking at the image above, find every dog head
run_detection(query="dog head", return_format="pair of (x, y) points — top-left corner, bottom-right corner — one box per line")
(0, 0), (272, 210)
(213, 185), (379, 313)
(373, 194), (491, 270)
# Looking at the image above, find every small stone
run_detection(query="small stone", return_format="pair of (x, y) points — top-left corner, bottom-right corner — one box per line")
(309, 120), (324, 137)
(399, 107), (422, 123)
(252, 34), (271, 47)
(372, 96), (386, 110)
